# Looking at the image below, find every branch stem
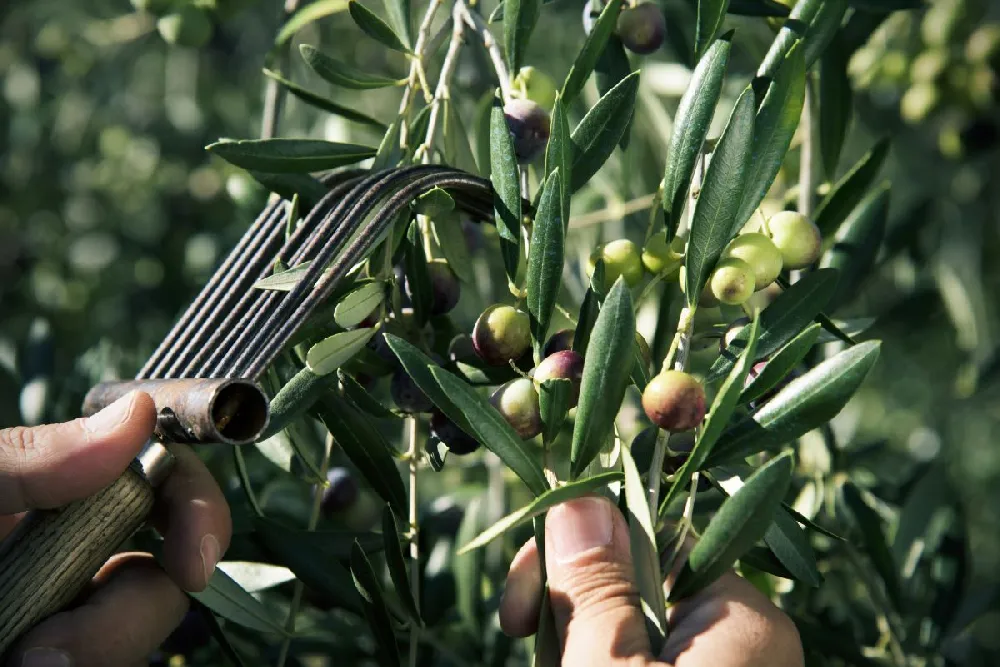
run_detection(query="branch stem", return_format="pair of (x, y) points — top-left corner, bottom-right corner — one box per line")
(260, 0), (302, 139)
(407, 416), (421, 667)
(457, 2), (511, 99)
(798, 76), (816, 219)
(399, 0), (446, 148)
(416, 3), (467, 163)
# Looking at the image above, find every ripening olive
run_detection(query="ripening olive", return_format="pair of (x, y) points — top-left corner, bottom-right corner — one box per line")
(320, 467), (360, 516)
(490, 377), (543, 439)
(504, 99), (551, 164)
(472, 305), (531, 366)
(641, 231), (685, 276)
(533, 350), (585, 404)
(641, 370), (706, 432)
(723, 233), (783, 290)
(765, 211), (822, 269)
(391, 369), (434, 413)
(430, 410), (481, 455)
(615, 3), (666, 55)
(543, 328), (576, 357)
(407, 259), (461, 315)
(708, 257), (756, 306)
(588, 239), (644, 290)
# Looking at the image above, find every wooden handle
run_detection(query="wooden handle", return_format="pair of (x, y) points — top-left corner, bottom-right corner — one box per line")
(0, 465), (155, 655)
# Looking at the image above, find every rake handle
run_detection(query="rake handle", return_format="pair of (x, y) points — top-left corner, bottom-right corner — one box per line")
(0, 466), (155, 656)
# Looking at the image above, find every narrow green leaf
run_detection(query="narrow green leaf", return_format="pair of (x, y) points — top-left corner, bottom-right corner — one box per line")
(538, 378), (573, 445)
(708, 268), (838, 381)
(262, 69), (387, 130)
(380, 0), (411, 48)
(707, 341), (881, 466)
(819, 184), (889, 311)
(432, 212), (475, 284)
(818, 35), (852, 178)
(455, 498), (485, 631)
(382, 508), (422, 625)
(458, 472), (622, 553)
(276, 0), (350, 46)
(349, 1), (410, 53)
(660, 315), (761, 516)
(573, 262), (606, 356)
(208, 138), (376, 173)
(300, 44), (407, 89)
(317, 394), (408, 515)
(351, 542), (401, 667)
(403, 221), (432, 325)
(431, 366), (550, 495)
(561, 0), (622, 103)
(253, 261), (314, 292)
(306, 328), (376, 376)
(800, 0), (848, 68)
(527, 170), (565, 346)
(334, 282), (385, 328)
(662, 34), (732, 233)
(373, 120), (404, 170)
(739, 546), (798, 580)
(841, 482), (902, 609)
(543, 93), (572, 225)
(595, 36), (634, 150)
(569, 71), (641, 193)
(338, 370), (399, 420)
(504, 0), (541, 74)
(570, 279), (637, 478)
(814, 138), (890, 236)
(621, 445), (667, 653)
(384, 335), (464, 426)
(735, 45), (806, 229)
(191, 568), (290, 635)
(262, 365), (336, 439)
(740, 323), (821, 404)
(413, 187), (455, 217)
(490, 94), (522, 284)
(758, 0), (847, 77)
(764, 505), (822, 587)
(670, 452), (794, 600)
(683, 84), (757, 305)
(696, 0), (732, 58)
(442, 99), (481, 176)
(201, 607), (250, 667)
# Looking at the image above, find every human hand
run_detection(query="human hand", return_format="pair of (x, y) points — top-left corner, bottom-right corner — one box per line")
(0, 391), (232, 667)
(499, 496), (804, 667)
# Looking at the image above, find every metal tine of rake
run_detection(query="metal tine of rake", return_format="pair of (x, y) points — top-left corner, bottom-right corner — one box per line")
(146, 170), (364, 379)
(138, 197), (286, 379)
(237, 170), (492, 378)
(166, 171), (371, 378)
(203, 164), (456, 377)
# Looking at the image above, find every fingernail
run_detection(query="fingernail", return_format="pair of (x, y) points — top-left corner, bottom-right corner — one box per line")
(21, 648), (71, 667)
(201, 533), (221, 585)
(83, 391), (136, 436)
(548, 497), (614, 563)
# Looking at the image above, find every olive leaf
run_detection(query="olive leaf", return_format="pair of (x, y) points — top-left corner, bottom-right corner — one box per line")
(670, 451), (794, 600)
(740, 323), (821, 405)
(208, 138), (376, 173)
(544, 93), (572, 225)
(349, 1), (410, 53)
(300, 44), (407, 89)
(191, 567), (292, 635)
(814, 138), (890, 236)
(561, 0), (622, 104)
(432, 212), (475, 284)
(662, 33), (732, 234)
(758, 0), (847, 78)
(504, 0), (541, 75)
(306, 328), (377, 376)
(708, 268), (838, 381)
(683, 84), (757, 305)
(489, 94), (523, 284)
(457, 472), (622, 553)
(695, 0), (732, 58)
(818, 33), (853, 178)
(276, 0), (350, 46)
(706, 341), (881, 467)
(380, 0), (411, 48)
(262, 365), (337, 439)
(382, 508), (422, 626)
(248, 171), (329, 209)
(539, 378), (573, 445)
(334, 281), (384, 328)
(841, 482), (902, 609)
(621, 445), (667, 653)
(820, 183), (889, 311)
(526, 169), (565, 349)
(570, 279), (636, 478)
(351, 542), (402, 667)
(734, 44), (806, 230)
(570, 71), (641, 193)
(262, 69), (387, 130)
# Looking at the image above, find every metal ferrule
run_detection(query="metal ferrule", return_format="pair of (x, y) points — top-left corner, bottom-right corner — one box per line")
(82, 378), (270, 446)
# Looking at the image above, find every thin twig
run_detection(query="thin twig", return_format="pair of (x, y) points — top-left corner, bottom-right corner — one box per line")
(399, 0), (446, 148)
(275, 432), (333, 667)
(407, 417), (421, 667)
(646, 429), (669, 512)
(797, 76), (816, 219)
(416, 3), (467, 162)
(261, 0), (302, 139)
(457, 1), (511, 99)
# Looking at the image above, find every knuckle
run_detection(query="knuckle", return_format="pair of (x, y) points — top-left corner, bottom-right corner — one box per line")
(560, 559), (641, 616)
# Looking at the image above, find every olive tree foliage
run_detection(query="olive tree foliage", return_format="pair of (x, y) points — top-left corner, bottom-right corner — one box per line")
(3, 0), (1000, 664)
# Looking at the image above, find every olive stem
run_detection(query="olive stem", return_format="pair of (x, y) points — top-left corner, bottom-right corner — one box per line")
(797, 75), (816, 219)
(661, 306), (694, 374)
(407, 416), (421, 667)
(275, 432), (333, 667)
(416, 3), (467, 163)
(399, 0), (447, 149)
(260, 0), (302, 139)
(457, 1), (512, 99)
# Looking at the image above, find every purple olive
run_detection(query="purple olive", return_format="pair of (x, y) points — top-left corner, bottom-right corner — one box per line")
(472, 305), (531, 366)
(533, 350), (585, 405)
(490, 377), (543, 439)
(543, 328), (576, 357)
(321, 467), (360, 515)
(430, 410), (481, 455)
(642, 370), (706, 432)
(406, 259), (461, 316)
(616, 3), (666, 55)
(391, 369), (433, 413)
(504, 99), (551, 164)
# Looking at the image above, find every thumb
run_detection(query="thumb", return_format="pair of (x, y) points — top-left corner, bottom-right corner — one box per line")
(0, 391), (156, 513)
(544, 496), (661, 667)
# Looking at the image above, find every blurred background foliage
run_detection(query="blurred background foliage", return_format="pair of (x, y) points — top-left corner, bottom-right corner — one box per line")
(3, 0), (1000, 663)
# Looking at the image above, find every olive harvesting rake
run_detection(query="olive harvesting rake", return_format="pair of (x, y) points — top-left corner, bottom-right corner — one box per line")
(0, 164), (497, 655)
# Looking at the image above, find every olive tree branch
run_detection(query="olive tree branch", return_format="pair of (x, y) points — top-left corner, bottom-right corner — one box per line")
(798, 75), (816, 219)
(456, 1), (511, 99)
(399, 0), (447, 148)
(260, 0), (303, 139)
(416, 2), (467, 163)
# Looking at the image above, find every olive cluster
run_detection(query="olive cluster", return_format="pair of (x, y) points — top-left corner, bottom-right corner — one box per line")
(848, 0), (999, 156)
